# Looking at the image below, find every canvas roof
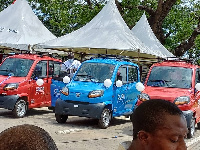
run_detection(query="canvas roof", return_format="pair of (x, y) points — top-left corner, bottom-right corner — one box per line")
(0, 0), (56, 51)
(35, 0), (161, 59)
(131, 13), (174, 58)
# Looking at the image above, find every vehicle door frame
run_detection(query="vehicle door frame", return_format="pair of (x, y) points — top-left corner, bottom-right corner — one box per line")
(29, 60), (49, 107)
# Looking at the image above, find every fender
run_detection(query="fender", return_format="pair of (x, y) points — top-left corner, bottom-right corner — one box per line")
(17, 93), (29, 97)
(103, 100), (112, 106)
(0, 95), (19, 110)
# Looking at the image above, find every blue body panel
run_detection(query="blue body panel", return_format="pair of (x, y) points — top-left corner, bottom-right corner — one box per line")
(51, 79), (66, 107)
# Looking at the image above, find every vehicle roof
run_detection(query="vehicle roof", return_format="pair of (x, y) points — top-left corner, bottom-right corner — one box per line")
(83, 57), (138, 67)
(152, 60), (199, 69)
(5, 54), (61, 62)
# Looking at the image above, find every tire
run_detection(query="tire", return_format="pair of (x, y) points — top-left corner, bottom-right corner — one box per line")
(55, 114), (68, 123)
(98, 108), (111, 129)
(187, 117), (195, 139)
(197, 122), (200, 129)
(12, 99), (27, 118)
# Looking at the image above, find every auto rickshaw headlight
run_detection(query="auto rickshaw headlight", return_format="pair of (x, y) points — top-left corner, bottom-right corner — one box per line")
(138, 93), (150, 101)
(174, 96), (190, 105)
(88, 90), (104, 98)
(61, 87), (69, 96)
(3, 83), (19, 91)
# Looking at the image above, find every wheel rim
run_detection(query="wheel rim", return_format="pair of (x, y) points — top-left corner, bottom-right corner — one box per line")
(102, 110), (110, 127)
(16, 101), (26, 117)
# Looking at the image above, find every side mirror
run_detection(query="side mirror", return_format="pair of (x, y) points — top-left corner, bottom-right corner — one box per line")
(36, 79), (44, 86)
(116, 80), (123, 87)
(195, 83), (200, 91)
(104, 79), (112, 88)
(136, 82), (145, 92)
(63, 76), (70, 83)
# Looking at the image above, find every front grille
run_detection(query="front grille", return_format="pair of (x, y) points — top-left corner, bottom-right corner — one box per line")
(64, 100), (90, 105)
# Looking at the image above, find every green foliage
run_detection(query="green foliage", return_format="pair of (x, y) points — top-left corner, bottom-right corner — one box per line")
(163, 0), (200, 53)
(28, 0), (105, 37)
(0, 0), (13, 11)
(120, 0), (143, 28)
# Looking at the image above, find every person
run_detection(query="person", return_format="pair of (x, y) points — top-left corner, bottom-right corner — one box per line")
(61, 53), (81, 78)
(0, 124), (58, 150)
(61, 54), (74, 72)
(119, 99), (188, 150)
(117, 70), (122, 81)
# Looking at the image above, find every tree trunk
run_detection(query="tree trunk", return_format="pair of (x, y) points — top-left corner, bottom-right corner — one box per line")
(138, 0), (177, 45)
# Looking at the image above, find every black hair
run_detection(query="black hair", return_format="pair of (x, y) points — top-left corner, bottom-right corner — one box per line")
(131, 99), (183, 139)
(0, 124), (58, 150)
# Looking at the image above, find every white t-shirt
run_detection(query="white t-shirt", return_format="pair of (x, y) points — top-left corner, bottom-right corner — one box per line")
(61, 59), (81, 72)
(71, 60), (81, 70)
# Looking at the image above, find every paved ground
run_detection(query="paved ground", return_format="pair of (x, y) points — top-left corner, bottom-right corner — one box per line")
(0, 107), (200, 150)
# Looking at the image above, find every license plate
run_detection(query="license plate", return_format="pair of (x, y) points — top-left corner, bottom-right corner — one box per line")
(74, 105), (78, 108)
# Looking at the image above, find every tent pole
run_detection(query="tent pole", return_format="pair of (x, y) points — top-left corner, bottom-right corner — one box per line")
(137, 49), (140, 65)
(137, 49), (141, 82)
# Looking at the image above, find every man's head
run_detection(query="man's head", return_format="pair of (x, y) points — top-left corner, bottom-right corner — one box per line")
(0, 124), (58, 150)
(130, 99), (187, 150)
(68, 53), (74, 59)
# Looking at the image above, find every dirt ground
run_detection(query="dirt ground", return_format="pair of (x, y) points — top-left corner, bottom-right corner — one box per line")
(0, 107), (133, 150)
(1, 107), (200, 150)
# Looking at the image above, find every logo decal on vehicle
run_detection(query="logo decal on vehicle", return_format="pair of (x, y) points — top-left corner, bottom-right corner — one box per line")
(36, 87), (44, 94)
(76, 93), (81, 97)
(118, 94), (125, 100)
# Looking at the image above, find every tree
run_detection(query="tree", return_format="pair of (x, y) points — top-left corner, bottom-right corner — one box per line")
(0, 0), (15, 11)
(29, 0), (106, 37)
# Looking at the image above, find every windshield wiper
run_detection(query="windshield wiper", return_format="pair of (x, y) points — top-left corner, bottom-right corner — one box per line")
(76, 74), (99, 82)
(149, 79), (171, 87)
(76, 74), (88, 76)
(0, 69), (14, 72)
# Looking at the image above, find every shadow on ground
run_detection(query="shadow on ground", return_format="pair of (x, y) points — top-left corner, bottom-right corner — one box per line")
(54, 116), (132, 129)
(0, 108), (53, 118)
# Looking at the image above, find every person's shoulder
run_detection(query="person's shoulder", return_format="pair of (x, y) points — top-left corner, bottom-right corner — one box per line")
(118, 141), (132, 150)
(73, 60), (81, 63)
(73, 60), (81, 65)
(64, 60), (71, 65)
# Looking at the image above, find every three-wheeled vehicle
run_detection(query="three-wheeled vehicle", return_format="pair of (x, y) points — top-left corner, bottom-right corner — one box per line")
(55, 57), (143, 128)
(0, 54), (66, 117)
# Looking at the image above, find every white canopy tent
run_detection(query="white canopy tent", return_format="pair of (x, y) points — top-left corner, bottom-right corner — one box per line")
(131, 13), (174, 58)
(0, 0), (56, 51)
(35, 0), (161, 59)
